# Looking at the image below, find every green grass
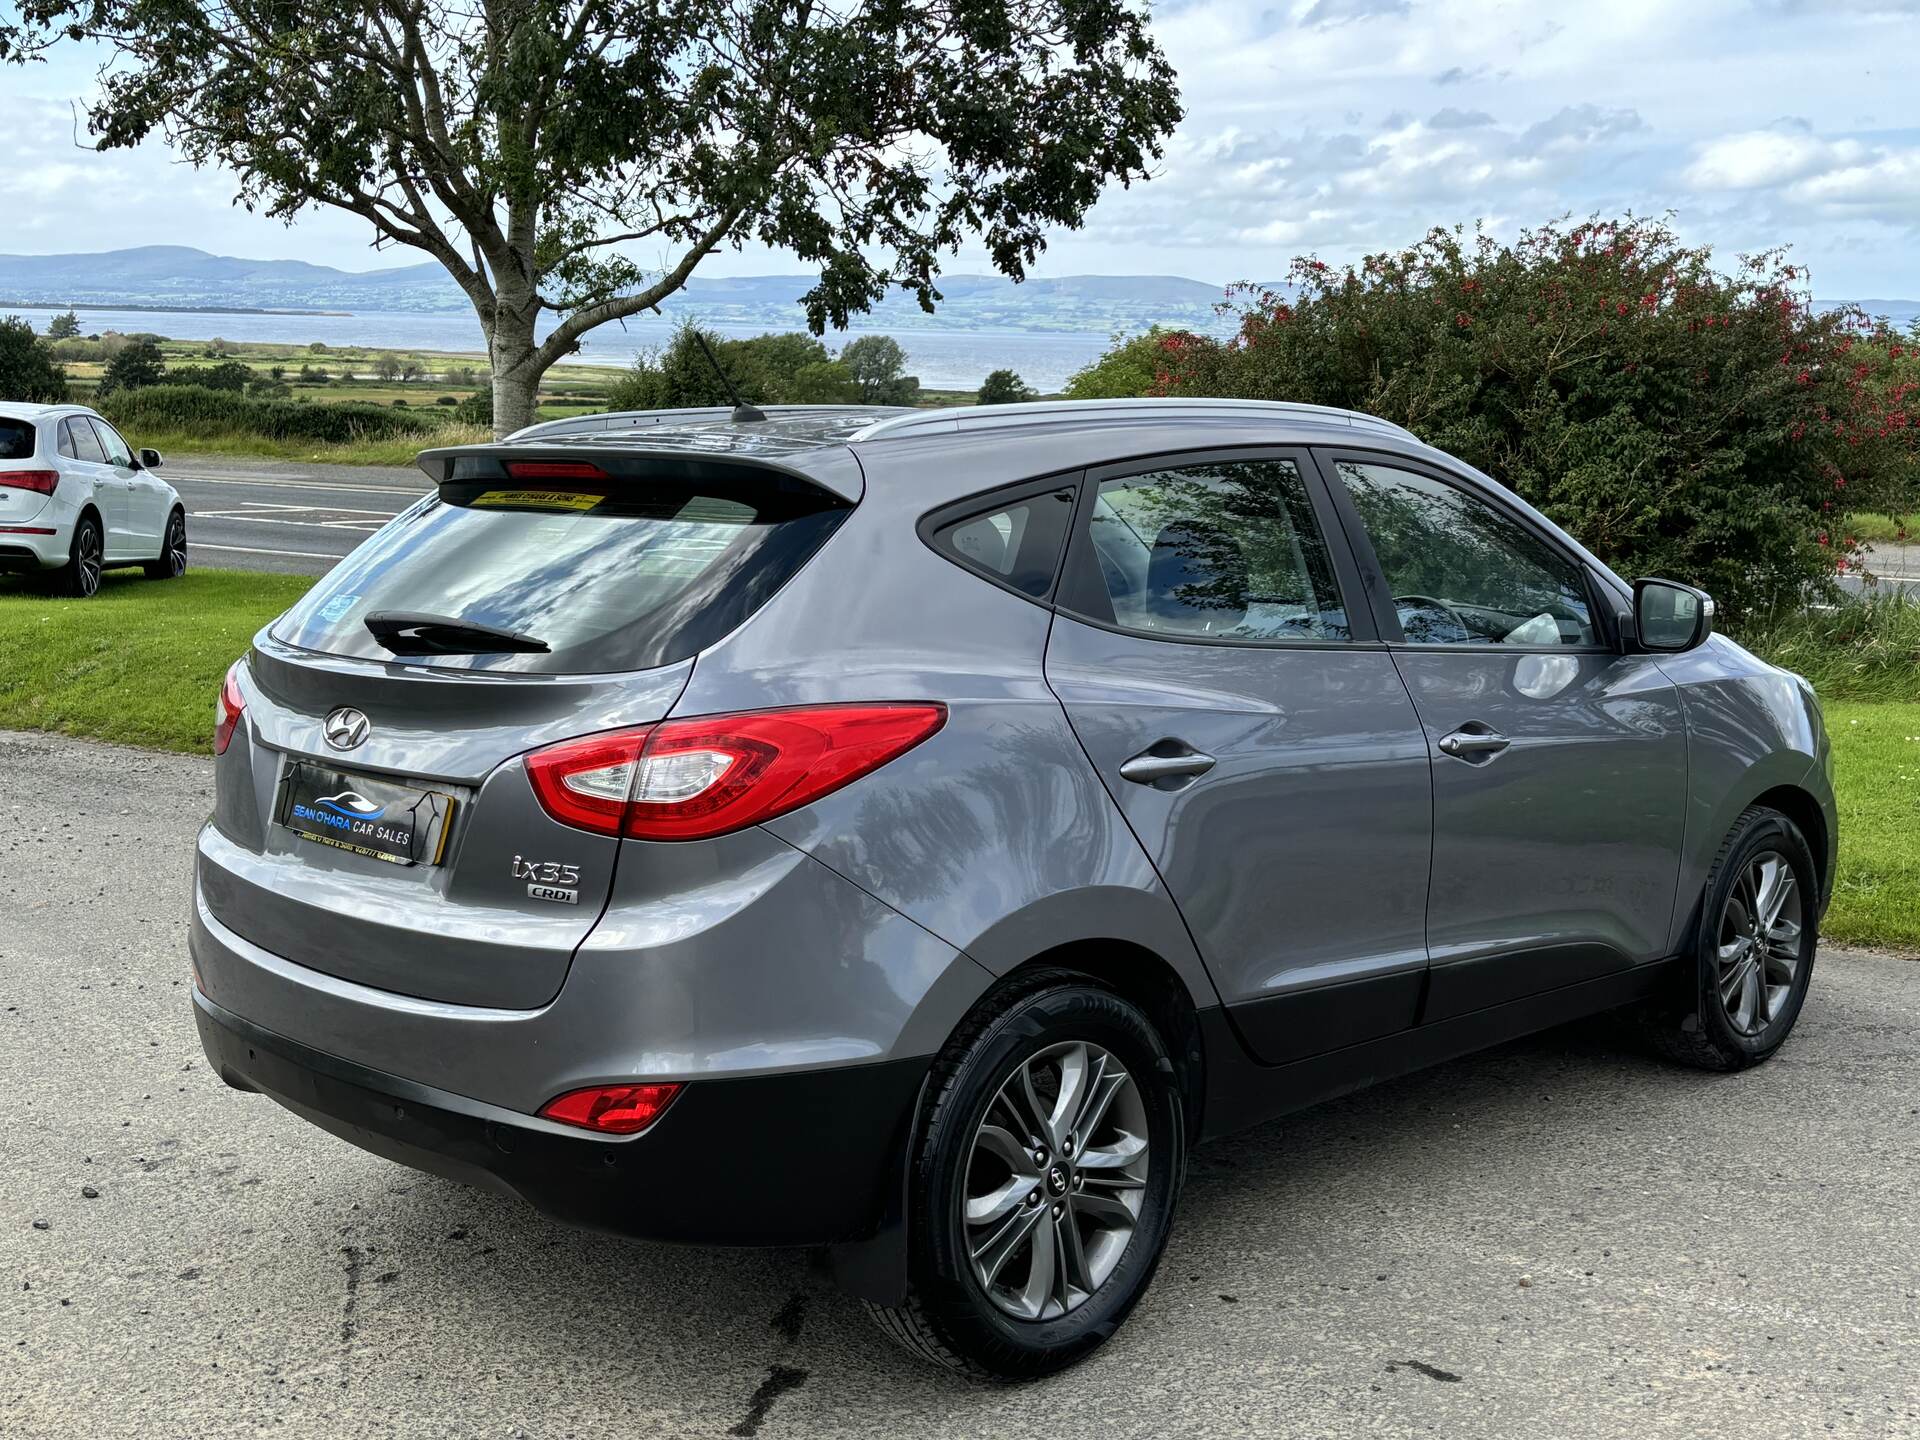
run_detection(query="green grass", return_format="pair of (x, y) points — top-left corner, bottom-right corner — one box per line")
(1847, 512), (1914, 544)
(0, 569), (313, 751)
(1824, 700), (1920, 951)
(1733, 593), (1920, 703)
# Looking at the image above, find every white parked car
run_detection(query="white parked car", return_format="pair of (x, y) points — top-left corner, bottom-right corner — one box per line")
(0, 402), (184, 597)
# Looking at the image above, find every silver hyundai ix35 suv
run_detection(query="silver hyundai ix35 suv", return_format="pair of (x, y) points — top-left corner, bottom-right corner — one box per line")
(191, 399), (1835, 1378)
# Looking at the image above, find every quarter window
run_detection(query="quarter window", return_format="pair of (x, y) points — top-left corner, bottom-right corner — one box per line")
(928, 486), (1074, 599)
(1072, 458), (1350, 642)
(1332, 461), (1596, 647)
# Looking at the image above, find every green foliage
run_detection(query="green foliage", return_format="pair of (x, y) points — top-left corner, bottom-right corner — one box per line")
(98, 384), (443, 444)
(841, 334), (919, 405)
(603, 325), (867, 410)
(1125, 217), (1920, 619)
(0, 314), (70, 402)
(96, 336), (167, 397)
(187, 358), (255, 392)
(1064, 327), (1187, 400)
(46, 308), (80, 340)
(978, 369), (1036, 406)
(1733, 593), (1920, 703)
(453, 389), (493, 427)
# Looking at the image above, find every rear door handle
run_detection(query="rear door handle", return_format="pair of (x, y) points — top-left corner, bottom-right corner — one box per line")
(1119, 744), (1217, 786)
(1437, 726), (1511, 760)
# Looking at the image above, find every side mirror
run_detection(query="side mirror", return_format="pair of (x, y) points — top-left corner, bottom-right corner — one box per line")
(1632, 578), (1714, 653)
(139, 448), (164, 469)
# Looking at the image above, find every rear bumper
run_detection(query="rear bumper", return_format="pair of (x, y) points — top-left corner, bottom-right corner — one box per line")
(0, 531), (62, 570)
(193, 986), (928, 1249)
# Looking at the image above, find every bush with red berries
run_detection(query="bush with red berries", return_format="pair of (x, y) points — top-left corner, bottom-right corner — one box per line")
(1133, 216), (1919, 619)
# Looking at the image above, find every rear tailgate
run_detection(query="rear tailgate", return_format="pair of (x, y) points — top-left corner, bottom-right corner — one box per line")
(0, 416), (54, 526)
(201, 449), (853, 1009)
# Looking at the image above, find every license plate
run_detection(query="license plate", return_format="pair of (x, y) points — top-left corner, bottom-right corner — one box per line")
(276, 762), (456, 866)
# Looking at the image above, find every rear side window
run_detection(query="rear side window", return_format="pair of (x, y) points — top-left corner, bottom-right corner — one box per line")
(0, 420), (33, 461)
(64, 419), (106, 464)
(1068, 458), (1350, 642)
(272, 473), (849, 674)
(90, 419), (133, 467)
(925, 483), (1075, 599)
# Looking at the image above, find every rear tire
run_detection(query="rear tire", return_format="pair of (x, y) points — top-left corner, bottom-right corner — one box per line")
(55, 513), (104, 598)
(865, 971), (1186, 1379)
(1636, 806), (1817, 1071)
(144, 507), (187, 580)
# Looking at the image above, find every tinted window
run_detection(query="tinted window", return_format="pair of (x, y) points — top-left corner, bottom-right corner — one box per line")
(90, 419), (133, 468)
(1333, 461), (1595, 646)
(929, 485), (1073, 599)
(0, 420), (33, 461)
(1072, 458), (1349, 642)
(273, 476), (848, 674)
(65, 419), (106, 464)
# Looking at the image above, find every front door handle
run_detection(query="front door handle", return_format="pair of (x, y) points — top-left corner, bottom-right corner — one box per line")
(1119, 744), (1217, 787)
(1437, 726), (1511, 760)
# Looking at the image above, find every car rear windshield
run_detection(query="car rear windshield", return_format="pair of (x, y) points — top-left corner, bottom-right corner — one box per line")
(271, 471), (850, 674)
(0, 420), (35, 461)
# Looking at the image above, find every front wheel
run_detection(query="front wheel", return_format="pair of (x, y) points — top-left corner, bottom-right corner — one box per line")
(866, 973), (1186, 1379)
(1637, 805), (1818, 1070)
(144, 507), (187, 580)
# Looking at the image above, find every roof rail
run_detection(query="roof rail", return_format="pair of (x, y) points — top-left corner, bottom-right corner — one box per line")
(847, 397), (1418, 443)
(506, 403), (913, 443)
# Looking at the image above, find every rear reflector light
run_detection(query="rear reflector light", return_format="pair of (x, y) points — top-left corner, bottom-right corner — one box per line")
(524, 703), (947, 841)
(504, 460), (610, 480)
(0, 469), (59, 496)
(539, 1082), (683, 1135)
(0, 526), (56, 535)
(214, 662), (247, 755)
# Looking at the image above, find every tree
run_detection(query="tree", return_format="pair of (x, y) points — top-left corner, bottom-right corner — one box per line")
(371, 354), (403, 382)
(400, 359), (426, 383)
(46, 308), (81, 340)
(978, 369), (1036, 405)
(842, 334), (918, 405)
(0, 315), (70, 402)
(192, 358), (255, 391)
(1130, 216), (1920, 618)
(96, 336), (166, 396)
(3, 3), (1180, 439)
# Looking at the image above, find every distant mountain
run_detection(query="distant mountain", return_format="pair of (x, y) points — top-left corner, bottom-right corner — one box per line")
(0, 246), (1244, 335)
(0, 246), (1911, 337)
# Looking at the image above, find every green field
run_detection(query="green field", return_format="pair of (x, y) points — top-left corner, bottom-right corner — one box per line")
(0, 568), (1912, 951)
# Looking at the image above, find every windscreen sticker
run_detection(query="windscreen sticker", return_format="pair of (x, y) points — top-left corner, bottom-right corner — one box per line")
(468, 489), (603, 512)
(318, 593), (359, 622)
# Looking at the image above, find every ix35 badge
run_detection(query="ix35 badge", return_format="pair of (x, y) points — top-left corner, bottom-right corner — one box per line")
(513, 854), (581, 904)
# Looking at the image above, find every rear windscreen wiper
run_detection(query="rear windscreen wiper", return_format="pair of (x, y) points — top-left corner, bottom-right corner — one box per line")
(364, 611), (551, 656)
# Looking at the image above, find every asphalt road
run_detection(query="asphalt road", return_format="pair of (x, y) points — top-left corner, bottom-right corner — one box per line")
(167, 456), (430, 577)
(2, 731), (1917, 1439)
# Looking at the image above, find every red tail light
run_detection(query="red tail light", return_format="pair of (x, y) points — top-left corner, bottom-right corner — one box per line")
(504, 460), (609, 481)
(0, 469), (60, 496)
(524, 703), (947, 841)
(540, 1082), (683, 1134)
(214, 662), (247, 755)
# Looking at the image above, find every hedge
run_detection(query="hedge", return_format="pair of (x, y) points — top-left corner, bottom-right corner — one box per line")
(98, 384), (447, 444)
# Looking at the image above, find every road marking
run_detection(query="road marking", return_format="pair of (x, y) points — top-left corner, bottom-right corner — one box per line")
(193, 511), (387, 532)
(189, 541), (344, 560)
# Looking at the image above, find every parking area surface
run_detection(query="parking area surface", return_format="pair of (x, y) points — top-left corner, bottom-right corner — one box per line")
(2, 730), (1916, 1439)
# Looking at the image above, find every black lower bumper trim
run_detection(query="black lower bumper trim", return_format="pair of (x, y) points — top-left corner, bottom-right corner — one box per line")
(193, 989), (928, 1249)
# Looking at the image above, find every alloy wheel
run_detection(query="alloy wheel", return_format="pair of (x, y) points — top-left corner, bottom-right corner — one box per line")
(76, 522), (102, 596)
(1716, 849), (1803, 1036)
(165, 512), (187, 576)
(964, 1040), (1149, 1321)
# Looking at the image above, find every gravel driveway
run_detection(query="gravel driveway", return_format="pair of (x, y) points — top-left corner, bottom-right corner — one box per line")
(3, 731), (1916, 1438)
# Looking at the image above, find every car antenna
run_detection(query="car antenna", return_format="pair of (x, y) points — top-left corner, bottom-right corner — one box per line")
(691, 329), (766, 423)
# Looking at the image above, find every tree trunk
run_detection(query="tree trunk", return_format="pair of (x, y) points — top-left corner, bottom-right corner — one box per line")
(488, 301), (541, 440)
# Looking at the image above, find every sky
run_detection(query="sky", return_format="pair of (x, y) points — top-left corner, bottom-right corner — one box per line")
(3, 0), (1917, 299)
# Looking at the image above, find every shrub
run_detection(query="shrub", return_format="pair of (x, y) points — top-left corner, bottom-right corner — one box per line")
(454, 389), (493, 427)
(0, 315), (70, 402)
(978, 369), (1035, 405)
(96, 337), (167, 397)
(191, 359), (255, 392)
(435, 394), (458, 406)
(1064, 326), (1186, 400)
(1126, 216), (1920, 620)
(97, 384), (444, 444)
